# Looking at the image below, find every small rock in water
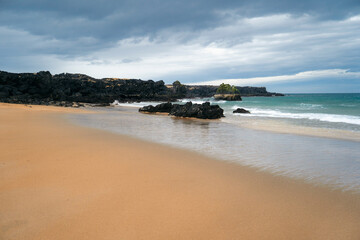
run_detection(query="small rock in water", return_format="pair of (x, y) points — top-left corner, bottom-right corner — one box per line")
(170, 102), (224, 119)
(233, 108), (250, 114)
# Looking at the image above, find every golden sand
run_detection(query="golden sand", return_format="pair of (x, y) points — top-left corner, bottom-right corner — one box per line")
(1, 103), (360, 240)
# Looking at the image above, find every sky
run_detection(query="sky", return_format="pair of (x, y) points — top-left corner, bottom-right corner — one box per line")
(0, 0), (360, 93)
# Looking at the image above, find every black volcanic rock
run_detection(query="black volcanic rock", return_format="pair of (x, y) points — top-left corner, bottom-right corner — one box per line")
(0, 70), (174, 106)
(0, 70), (284, 108)
(139, 102), (224, 119)
(139, 102), (173, 113)
(138, 105), (157, 112)
(233, 108), (250, 114)
(171, 102), (224, 119)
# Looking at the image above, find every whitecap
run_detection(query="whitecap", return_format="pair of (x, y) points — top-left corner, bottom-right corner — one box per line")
(298, 103), (324, 109)
(112, 100), (161, 108)
(234, 108), (360, 125)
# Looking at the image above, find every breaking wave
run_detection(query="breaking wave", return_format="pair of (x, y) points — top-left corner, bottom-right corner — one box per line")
(231, 107), (360, 125)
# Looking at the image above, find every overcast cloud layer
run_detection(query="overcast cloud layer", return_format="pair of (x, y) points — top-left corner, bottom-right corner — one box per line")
(1, 0), (360, 92)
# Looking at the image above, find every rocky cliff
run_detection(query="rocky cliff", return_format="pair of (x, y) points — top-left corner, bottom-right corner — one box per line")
(0, 70), (172, 105)
(0, 70), (283, 106)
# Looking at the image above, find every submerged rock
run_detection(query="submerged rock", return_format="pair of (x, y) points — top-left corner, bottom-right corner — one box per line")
(139, 102), (224, 119)
(233, 108), (250, 114)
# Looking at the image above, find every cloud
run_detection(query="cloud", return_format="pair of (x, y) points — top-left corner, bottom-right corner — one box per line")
(1, 0), (359, 45)
(28, 13), (358, 82)
(190, 69), (360, 86)
(0, 0), (359, 92)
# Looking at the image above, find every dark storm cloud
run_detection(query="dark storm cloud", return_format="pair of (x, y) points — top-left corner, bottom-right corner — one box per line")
(1, 0), (359, 43)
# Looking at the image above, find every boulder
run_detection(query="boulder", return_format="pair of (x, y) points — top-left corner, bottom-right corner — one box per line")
(139, 102), (224, 119)
(233, 108), (250, 114)
(139, 102), (173, 113)
(170, 102), (224, 119)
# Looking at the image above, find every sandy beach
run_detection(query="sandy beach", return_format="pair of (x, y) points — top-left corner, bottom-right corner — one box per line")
(1, 103), (360, 240)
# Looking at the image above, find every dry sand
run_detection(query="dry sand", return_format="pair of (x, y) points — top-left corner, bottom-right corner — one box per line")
(1, 103), (360, 240)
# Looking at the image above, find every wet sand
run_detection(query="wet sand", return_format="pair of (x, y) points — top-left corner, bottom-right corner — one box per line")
(225, 116), (360, 142)
(1, 103), (360, 240)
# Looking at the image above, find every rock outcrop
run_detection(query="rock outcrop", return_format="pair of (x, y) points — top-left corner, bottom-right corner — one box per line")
(138, 102), (173, 113)
(233, 108), (250, 114)
(139, 102), (224, 119)
(0, 70), (284, 107)
(214, 94), (242, 101)
(0, 70), (173, 106)
(170, 102), (224, 119)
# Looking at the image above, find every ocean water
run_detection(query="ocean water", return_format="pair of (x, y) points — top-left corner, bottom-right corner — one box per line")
(180, 93), (360, 132)
(69, 93), (360, 192)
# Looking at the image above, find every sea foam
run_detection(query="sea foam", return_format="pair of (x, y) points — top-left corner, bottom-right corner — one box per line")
(232, 107), (360, 125)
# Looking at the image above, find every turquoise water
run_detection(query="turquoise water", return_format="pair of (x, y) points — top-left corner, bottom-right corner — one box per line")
(232, 93), (360, 116)
(179, 93), (360, 132)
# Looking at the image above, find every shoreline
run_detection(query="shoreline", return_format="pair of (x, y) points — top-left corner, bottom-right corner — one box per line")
(1, 103), (360, 239)
(71, 105), (360, 192)
(114, 103), (360, 142)
(223, 116), (360, 142)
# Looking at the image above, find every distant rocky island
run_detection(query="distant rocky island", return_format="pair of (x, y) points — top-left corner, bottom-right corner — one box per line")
(182, 85), (284, 98)
(0, 70), (283, 106)
(212, 83), (242, 101)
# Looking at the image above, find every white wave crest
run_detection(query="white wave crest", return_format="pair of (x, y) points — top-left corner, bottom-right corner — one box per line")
(212, 100), (227, 104)
(112, 100), (161, 108)
(180, 98), (227, 104)
(237, 108), (360, 125)
(298, 103), (324, 109)
(179, 98), (207, 104)
(231, 105), (244, 109)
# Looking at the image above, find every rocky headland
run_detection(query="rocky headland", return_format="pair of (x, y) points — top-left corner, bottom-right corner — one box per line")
(0, 70), (172, 106)
(181, 85), (284, 98)
(0, 70), (283, 107)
